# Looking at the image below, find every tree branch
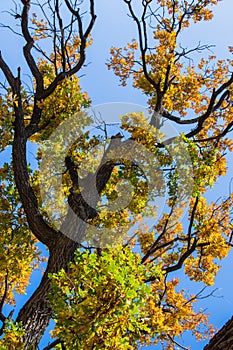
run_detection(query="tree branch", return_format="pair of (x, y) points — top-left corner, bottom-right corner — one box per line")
(0, 52), (16, 91)
(55, 0), (66, 72)
(123, 0), (160, 104)
(11, 68), (57, 247)
(187, 196), (199, 249)
(164, 238), (197, 274)
(43, 338), (65, 350)
(0, 273), (8, 324)
(186, 73), (233, 139)
(21, 0), (44, 92)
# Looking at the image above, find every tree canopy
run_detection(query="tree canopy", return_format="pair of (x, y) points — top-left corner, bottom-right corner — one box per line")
(0, 0), (233, 349)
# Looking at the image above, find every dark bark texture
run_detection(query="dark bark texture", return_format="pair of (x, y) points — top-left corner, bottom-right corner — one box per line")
(204, 317), (233, 350)
(16, 234), (78, 347)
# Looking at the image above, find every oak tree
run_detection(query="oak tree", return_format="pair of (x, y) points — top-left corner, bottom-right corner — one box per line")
(0, 0), (233, 349)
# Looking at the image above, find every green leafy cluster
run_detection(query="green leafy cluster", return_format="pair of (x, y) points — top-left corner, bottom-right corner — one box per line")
(49, 247), (162, 349)
(0, 319), (25, 349)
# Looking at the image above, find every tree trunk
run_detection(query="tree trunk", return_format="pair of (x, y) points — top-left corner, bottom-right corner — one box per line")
(204, 316), (233, 350)
(14, 128), (124, 346)
(16, 233), (78, 348)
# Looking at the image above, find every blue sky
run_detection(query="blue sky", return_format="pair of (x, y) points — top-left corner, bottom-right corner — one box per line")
(1, 0), (233, 349)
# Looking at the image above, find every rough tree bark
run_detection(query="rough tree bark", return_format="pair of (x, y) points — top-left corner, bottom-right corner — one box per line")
(16, 235), (77, 347)
(204, 317), (233, 350)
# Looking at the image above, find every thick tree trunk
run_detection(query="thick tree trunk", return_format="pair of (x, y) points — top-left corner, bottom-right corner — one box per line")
(204, 316), (233, 350)
(12, 93), (122, 347)
(16, 233), (78, 348)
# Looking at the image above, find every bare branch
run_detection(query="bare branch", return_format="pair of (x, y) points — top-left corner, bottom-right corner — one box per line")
(167, 334), (189, 350)
(162, 109), (201, 125)
(0, 23), (23, 37)
(187, 196), (199, 249)
(0, 52), (16, 91)
(55, 0), (66, 72)
(123, 0), (160, 104)
(21, 0), (44, 92)
(39, 0), (96, 99)
(142, 204), (175, 263)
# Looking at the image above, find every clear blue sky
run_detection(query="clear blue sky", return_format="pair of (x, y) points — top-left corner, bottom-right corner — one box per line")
(1, 0), (233, 349)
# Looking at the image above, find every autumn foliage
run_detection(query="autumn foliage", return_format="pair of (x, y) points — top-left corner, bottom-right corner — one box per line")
(0, 0), (233, 349)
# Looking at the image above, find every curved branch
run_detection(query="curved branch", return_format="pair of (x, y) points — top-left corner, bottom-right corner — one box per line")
(164, 238), (197, 274)
(162, 110), (204, 125)
(123, 0), (160, 103)
(21, 0), (44, 92)
(55, 0), (66, 72)
(194, 120), (233, 143)
(12, 124), (57, 247)
(12, 70), (57, 247)
(0, 52), (16, 92)
(186, 73), (233, 139)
